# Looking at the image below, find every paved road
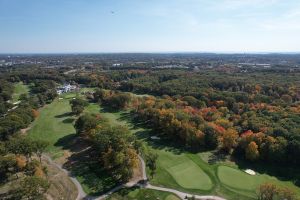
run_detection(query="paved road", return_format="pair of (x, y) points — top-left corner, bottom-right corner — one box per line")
(45, 154), (226, 200)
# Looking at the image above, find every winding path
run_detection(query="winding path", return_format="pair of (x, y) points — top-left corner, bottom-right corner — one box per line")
(43, 155), (86, 200)
(45, 154), (225, 200)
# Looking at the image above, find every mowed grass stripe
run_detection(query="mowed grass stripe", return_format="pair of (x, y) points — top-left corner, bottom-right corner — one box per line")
(217, 166), (300, 197)
(167, 160), (212, 190)
(28, 98), (76, 158)
(154, 149), (213, 190)
(217, 166), (262, 191)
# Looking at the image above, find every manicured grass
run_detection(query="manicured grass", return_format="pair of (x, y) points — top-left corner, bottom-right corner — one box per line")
(218, 166), (266, 191)
(218, 165), (300, 198)
(152, 149), (213, 190)
(107, 188), (180, 200)
(27, 97), (76, 158)
(12, 82), (29, 102)
(27, 91), (117, 195)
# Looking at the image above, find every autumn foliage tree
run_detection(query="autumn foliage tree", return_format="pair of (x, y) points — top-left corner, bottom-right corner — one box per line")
(220, 128), (238, 153)
(258, 182), (296, 200)
(246, 141), (260, 161)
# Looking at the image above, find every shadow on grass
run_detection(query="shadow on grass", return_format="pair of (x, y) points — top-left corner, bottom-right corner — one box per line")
(54, 134), (78, 151)
(63, 143), (119, 196)
(206, 150), (229, 165)
(118, 111), (187, 155)
(233, 157), (300, 186)
(55, 112), (73, 118)
(54, 135), (119, 195)
(100, 106), (121, 113)
(62, 118), (75, 124)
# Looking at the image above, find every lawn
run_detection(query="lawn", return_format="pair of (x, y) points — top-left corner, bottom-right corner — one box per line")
(27, 96), (76, 158)
(107, 188), (180, 200)
(217, 165), (300, 199)
(151, 149), (213, 191)
(12, 82), (30, 103)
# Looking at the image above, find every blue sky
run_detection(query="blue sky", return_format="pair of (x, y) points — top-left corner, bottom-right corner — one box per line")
(0, 0), (300, 53)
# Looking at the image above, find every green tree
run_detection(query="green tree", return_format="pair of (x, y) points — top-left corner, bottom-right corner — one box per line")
(5, 137), (35, 162)
(74, 113), (102, 135)
(146, 152), (158, 179)
(204, 125), (219, 149)
(32, 140), (49, 163)
(69, 98), (88, 115)
(12, 176), (50, 200)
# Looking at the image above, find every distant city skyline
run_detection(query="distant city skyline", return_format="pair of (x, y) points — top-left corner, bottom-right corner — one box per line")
(1, 0), (300, 53)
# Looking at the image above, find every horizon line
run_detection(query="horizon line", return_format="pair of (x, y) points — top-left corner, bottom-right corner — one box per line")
(1, 51), (300, 55)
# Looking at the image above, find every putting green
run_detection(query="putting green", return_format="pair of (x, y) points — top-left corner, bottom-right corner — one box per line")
(156, 149), (213, 190)
(218, 165), (300, 198)
(218, 166), (272, 191)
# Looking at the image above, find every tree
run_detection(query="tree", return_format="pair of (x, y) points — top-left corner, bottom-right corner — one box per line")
(74, 113), (103, 135)
(5, 137), (35, 162)
(109, 93), (131, 109)
(69, 98), (88, 115)
(246, 141), (259, 161)
(204, 125), (219, 149)
(91, 125), (139, 182)
(220, 128), (238, 153)
(0, 155), (17, 182)
(277, 187), (296, 200)
(258, 182), (277, 200)
(12, 176), (50, 200)
(93, 89), (108, 103)
(146, 152), (158, 179)
(258, 182), (296, 200)
(32, 140), (49, 163)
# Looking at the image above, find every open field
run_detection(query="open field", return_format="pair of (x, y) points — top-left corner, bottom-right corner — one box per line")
(107, 188), (180, 200)
(12, 82), (30, 102)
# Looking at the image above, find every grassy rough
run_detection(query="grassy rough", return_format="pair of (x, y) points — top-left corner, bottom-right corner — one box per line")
(107, 188), (180, 200)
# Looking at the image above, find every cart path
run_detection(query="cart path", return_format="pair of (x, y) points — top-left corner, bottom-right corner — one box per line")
(45, 154), (226, 200)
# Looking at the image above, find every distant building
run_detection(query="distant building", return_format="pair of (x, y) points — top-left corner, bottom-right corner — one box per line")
(57, 83), (78, 94)
(112, 63), (122, 67)
(238, 63), (271, 68)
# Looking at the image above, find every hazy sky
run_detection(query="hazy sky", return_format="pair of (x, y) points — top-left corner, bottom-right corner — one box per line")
(1, 0), (300, 53)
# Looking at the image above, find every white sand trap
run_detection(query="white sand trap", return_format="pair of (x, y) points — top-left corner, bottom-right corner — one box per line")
(245, 169), (256, 175)
(150, 136), (161, 140)
(59, 98), (63, 100)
